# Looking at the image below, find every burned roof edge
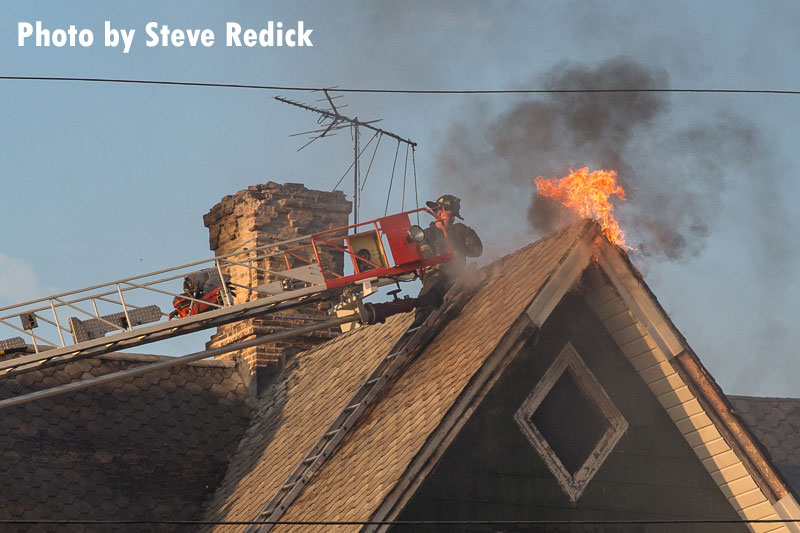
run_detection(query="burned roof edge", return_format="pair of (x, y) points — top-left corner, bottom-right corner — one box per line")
(594, 235), (800, 518)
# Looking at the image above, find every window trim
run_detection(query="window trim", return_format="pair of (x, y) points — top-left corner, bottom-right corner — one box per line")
(514, 342), (628, 502)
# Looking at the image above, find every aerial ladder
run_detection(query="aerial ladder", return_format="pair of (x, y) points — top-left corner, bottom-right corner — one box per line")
(0, 208), (453, 409)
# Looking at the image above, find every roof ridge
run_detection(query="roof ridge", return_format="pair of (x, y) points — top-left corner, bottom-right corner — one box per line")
(483, 218), (597, 273)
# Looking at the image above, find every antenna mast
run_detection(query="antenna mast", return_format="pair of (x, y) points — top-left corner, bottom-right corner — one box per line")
(275, 90), (417, 225)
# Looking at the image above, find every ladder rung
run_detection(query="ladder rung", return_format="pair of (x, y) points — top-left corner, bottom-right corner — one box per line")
(365, 376), (383, 386)
(324, 428), (340, 439)
(343, 403), (360, 412)
(303, 453), (323, 464)
(281, 481), (297, 491)
(386, 351), (403, 359)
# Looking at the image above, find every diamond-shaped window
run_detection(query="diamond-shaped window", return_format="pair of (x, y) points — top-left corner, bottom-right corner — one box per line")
(514, 342), (628, 501)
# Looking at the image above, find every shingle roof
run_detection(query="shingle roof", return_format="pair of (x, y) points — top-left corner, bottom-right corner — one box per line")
(729, 395), (800, 494)
(0, 352), (253, 532)
(202, 312), (415, 531)
(203, 219), (595, 531)
(7, 217), (797, 531)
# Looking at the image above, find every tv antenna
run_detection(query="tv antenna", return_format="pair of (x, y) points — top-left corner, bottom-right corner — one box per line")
(275, 89), (417, 225)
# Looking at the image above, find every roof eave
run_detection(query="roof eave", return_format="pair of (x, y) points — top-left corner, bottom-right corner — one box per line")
(595, 238), (796, 504)
(593, 236), (800, 530)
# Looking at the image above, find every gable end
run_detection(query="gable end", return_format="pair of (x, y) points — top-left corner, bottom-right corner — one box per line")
(583, 260), (796, 531)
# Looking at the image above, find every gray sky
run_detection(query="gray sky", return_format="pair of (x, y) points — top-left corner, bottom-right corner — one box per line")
(1, 1), (798, 397)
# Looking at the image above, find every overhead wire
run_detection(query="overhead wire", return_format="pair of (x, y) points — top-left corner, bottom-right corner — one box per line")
(3, 76), (800, 96)
(2, 518), (799, 526)
(16, 74), (799, 220)
(11, 74), (796, 218)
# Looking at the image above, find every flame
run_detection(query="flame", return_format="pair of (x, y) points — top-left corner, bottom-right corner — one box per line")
(534, 167), (630, 248)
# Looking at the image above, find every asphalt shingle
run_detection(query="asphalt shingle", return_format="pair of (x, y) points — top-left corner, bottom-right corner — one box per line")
(203, 220), (594, 532)
(0, 353), (254, 532)
(729, 395), (800, 494)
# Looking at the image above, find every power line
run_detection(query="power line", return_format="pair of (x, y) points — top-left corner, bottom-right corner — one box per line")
(1, 518), (798, 526)
(2, 76), (800, 95)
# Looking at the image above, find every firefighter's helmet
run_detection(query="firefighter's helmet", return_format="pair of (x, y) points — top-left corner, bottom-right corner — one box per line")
(426, 194), (463, 220)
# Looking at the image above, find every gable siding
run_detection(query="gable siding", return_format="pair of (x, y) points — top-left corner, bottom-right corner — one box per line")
(394, 293), (748, 532)
(583, 267), (786, 532)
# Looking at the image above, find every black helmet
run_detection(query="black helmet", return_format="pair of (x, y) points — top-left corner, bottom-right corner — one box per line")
(426, 194), (463, 220)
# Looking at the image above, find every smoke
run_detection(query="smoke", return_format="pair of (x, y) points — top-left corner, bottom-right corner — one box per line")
(434, 56), (764, 261)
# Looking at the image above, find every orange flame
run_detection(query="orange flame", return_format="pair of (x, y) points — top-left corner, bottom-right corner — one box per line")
(534, 167), (629, 248)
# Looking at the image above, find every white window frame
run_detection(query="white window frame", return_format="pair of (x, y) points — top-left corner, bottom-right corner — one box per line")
(514, 342), (628, 502)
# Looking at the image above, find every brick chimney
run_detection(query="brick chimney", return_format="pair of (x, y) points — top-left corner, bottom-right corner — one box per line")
(203, 182), (351, 392)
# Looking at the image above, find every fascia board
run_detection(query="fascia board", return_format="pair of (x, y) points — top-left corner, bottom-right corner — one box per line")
(524, 226), (596, 328)
(590, 240), (795, 524)
(775, 494), (800, 533)
(595, 243), (685, 359)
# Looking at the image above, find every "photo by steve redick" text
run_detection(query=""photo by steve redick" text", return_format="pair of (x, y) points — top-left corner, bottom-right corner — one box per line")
(18, 21), (313, 54)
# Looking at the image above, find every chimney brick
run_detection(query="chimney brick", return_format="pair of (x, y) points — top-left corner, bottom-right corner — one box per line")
(203, 182), (351, 392)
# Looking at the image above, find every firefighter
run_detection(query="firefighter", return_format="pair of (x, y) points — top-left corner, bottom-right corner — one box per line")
(361, 194), (482, 327)
(413, 194), (482, 326)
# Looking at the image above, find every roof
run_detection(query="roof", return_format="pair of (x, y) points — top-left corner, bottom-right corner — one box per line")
(5, 217), (799, 532)
(203, 310), (415, 530)
(203, 219), (595, 530)
(0, 352), (253, 530)
(730, 396), (800, 494)
(204, 217), (800, 532)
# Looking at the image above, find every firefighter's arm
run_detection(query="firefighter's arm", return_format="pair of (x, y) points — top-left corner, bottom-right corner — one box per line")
(463, 226), (483, 257)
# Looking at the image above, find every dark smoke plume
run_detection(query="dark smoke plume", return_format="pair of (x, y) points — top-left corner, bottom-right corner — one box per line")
(434, 56), (763, 261)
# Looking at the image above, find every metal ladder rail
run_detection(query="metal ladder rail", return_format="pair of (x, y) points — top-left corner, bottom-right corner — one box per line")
(0, 284), (341, 379)
(0, 238), (323, 353)
(246, 269), (482, 533)
(0, 233), (316, 316)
